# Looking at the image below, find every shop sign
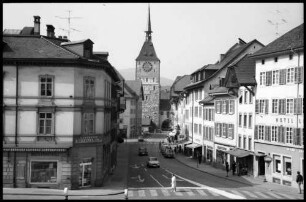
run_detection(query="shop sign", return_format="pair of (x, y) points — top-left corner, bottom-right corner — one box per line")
(217, 146), (227, 151)
(75, 135), (103, 144)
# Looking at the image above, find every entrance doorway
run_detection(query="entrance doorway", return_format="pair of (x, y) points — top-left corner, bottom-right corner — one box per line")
(258, 156), (265, 175)
(79, 162), (92, 187)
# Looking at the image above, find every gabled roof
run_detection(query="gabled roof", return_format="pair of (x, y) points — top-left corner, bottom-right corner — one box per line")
(3, 35), (79, 59)
(125, 80), (143, 98)
(20, 27), (34, 35)
(252, 23), (304, 58)
(136, 41), (159, 61)
(231, 54), (256, 86)
(61, 39), (94, 46)
(172, 75), (191, 93)
(199, 95), (215, 105)
(3, 29), (22, 35)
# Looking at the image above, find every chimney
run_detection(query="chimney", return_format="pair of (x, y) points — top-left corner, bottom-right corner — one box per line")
(33, 16), (41, 35)
(220, 54), (225, 61)
(46, 25), (55, 38)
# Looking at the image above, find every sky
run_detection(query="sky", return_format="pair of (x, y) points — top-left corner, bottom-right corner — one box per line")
(3, 3), (304, 81)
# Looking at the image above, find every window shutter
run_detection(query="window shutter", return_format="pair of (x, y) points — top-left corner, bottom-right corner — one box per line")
(255, 100), (259, 114)
(254, 125), (258, 140)
(264, 126), (268, 141)
(215, 101), (218, 113)
(266, 71), (272, 86)
(279, 69), (286, 85)
(294, 98), (297, 115)
(219, 123), (222, 137)
(301, 66), (304, 83)
(214, 123), (217, 136)
(293, 128), (297, 145)
(281, 127), (286, 143)
(267, 126), (271, 141)
(226, 100), (229, 114)
(225, 124), (228, 138)
(232, 100), (235, 114)
(295, 67), (299, 84)
(297, 98), (302, 115)
(265, 99), (269, 114)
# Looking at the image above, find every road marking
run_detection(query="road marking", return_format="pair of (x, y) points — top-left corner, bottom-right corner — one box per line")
(276, 193), (296, 199)
(230, 190), (245, 198)
(150, 174), (164, 187)
(241, 190), (258, 198)
(254, 191), (270, 198)
(138, 190), (145, 197)
(161, 189), (170, 196)
(128, 190), (133, 197)
(173, 191), (183, 196)
(207, 190), (220, 196)
(149, 189), (158, 197)
(265, 192), (284, 199)
(184, 189), (195, 196)
(196, 189), (207, 196)
(163, 168), (245, 199)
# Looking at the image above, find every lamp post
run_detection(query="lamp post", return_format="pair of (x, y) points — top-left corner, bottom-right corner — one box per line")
(263, 154), (272, 182)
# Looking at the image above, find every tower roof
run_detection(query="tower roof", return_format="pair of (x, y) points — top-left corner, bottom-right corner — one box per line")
(136, 40), (160, 61)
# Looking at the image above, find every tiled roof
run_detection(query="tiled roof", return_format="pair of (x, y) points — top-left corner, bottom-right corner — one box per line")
(172, 75), (191, 92)
(20, 27), (34, 35)
(208, 86), (229, 95)
(252, 23), (304, 57)
(61, 39), (94, 46)
(199, 95), (215, 104)
(125, 80), (143, 97)
(160, 99), (171, 111)
(232, 55), (256, 85)
(136, 41), (159, 61)
(3, 35), (79, 59)
(3, 29), (22, 35)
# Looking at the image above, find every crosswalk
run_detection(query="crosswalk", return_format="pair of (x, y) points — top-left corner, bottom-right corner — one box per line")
(127, 188), (299, 199)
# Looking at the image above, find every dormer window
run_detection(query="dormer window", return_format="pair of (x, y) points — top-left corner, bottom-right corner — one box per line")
(261, 59), (265, 65)
(84, 49), (91, 58)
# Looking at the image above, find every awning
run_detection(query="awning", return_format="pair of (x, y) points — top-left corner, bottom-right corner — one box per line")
(254, 152), (266, 157)
(225, 148), (254, 158)
(177, 140), (192, 146)
(186, 143), (202, 149)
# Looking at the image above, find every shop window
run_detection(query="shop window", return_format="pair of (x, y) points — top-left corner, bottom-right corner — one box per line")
(283, 157), (292, 176)
(273, 155), (281, 174)
(31, 161), (57, 183)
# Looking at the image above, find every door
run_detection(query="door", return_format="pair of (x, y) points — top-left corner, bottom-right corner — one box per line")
(79, 162), (92, 187)
(258, 156), (265, 175)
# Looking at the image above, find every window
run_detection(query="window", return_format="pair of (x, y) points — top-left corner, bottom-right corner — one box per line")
(243, 136), (246, 149)
(286, 127), (293, 144)
(260, 72), (266, 86)
(238, 136), (241, 148)
(222, 100), (227, 114)
(279, 99), (286, 114)
(248, 113), (252, 129)
(194, 123), (198, 134)
(287, 68), (295, 83)
(229, 100), (234, 114)
(40, 75), (53, 97)
(244, 90), (248, 104)
(266, 71), (272, 86)
(222, 123), (227, 138)
(84, 77), (95, 98)
(289, 54), (293, 60)
(271, 126), (278, 142)
(259, 100), (265, 113)
(272, 99), (278, 114)
(273, 155), (281, 173)
(283, 157), (292, 176)
(272, 70), (279, 85)
(216, 101), (221, 114)
(84, 113), (94, 135)
(248, 137), (252, 150)
(286, 99), (294, 114)
(195, 90), (198, 100)
(259, 125), (264, 140)
(39, 112), (53, 135)
(199, 124), (202, 135)
(199, 106), (202, 118)
(239, 90), (243, 104)
(239, 113), (242, 127)
(279, 69), (287, 85)
(243, 113), (247, 128)
(228, 124), (234, 139)
(195, 106), (198, 117)
(261, 59), (265, 65)
(274, 57), (278, 62)
(199, 90), (202, 100)
(31, 161), (57, 183)
(249, 89), (253, 104)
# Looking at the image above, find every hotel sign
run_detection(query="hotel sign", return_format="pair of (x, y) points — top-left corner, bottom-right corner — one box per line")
(74, 135), (103, 144)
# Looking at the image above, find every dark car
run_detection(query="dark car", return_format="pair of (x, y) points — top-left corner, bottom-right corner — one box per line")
(163, 148), (174, 158)
(138, 136), (144, 142)
(138, 147), (148, 156)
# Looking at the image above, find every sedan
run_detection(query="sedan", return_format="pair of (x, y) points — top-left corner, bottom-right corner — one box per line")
(146, 157), (160, 168)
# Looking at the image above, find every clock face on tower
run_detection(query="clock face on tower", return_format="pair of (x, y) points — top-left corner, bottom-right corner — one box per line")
(142, 61), (153, 72)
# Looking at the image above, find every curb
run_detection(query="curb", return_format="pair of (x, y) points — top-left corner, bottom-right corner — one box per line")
(174, 155), (253, 186)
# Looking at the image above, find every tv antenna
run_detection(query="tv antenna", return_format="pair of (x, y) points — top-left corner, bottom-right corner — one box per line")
(267, 10), (288, 38)
(55, 10), (82, 40)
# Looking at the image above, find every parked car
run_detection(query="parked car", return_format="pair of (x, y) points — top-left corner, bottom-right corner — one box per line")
(138, 136), (144, 142)
(147, 157), (160, 168)
(138, 147), (148, 156)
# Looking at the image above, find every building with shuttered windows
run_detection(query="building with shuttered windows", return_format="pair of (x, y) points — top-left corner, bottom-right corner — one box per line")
(251, 23), (304, 188)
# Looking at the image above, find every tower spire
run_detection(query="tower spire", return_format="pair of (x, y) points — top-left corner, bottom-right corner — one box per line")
(145, 4), (152, 41)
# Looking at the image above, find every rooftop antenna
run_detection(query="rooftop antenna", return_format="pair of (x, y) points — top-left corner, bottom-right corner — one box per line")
(55, 10), (82, 40)
(267, 9), (287, 38)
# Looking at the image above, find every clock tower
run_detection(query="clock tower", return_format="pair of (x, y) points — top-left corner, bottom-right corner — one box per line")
(136, 5), (160, 129)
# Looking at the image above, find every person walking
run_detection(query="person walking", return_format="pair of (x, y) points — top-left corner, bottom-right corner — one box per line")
(225, 162), (229, 177)
(296, 171), (304, 194)
(232, 161), (236, 176)
(171, 173), (177, 192)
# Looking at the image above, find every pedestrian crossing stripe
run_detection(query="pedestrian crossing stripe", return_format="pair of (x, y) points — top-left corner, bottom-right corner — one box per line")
(173, 191), (183, 196)
(207, 190), (220, 196)
(265, 192), (283, 199)
(254, 191), (270, 198)
(128, 190), (133, 197)
(183, 189), (195, 196)
(161, 189), (170, 196)
(276, 193), (296, 199)
(149, 189), (158, 197)
(138, 190), (145, 197)
(195, 189), (207, 196)
(230, 190), (245, 198)
(241, 190), (258, 198)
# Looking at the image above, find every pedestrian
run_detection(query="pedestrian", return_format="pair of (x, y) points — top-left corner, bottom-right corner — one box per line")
(225, 162), (229, 177)
(232, 161), (236, 176)
(296, 171), (304, 194)
(171, 173), (177, 192)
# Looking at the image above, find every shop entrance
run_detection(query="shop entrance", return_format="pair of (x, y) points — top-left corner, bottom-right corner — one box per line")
(258, 156), (265, 175)
(79, 162), (92, 187)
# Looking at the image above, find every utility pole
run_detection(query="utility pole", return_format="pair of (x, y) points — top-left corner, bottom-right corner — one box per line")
(55, 10), (82, 40)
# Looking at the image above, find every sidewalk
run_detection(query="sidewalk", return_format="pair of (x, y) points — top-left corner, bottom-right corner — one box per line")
(174, 152), (304, 199)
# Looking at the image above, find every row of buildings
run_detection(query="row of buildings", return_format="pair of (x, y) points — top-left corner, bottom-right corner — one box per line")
(169, 24), (304, 188)
(3, 16), (127, 189)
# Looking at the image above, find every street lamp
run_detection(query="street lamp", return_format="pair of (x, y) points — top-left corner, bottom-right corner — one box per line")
(263, 154), (272, 182)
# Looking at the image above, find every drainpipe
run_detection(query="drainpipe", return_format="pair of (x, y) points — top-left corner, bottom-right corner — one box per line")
(296, 51), (300, 131)
(13, 62), (19, 188)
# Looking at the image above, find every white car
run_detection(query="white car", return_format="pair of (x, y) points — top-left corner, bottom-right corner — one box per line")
(146, 157), (160, 168)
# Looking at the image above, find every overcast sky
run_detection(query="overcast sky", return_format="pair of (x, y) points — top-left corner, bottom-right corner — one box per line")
(3, 3), (304, 81)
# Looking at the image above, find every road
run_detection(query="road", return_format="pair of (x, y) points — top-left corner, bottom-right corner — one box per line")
(126, 138), (299, 200)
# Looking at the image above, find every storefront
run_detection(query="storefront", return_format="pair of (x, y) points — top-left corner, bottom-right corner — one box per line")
(186, 143), (202, 159)
(206, 145), (214, 164)
(214, 144), (234, 169)
(225, 148), (254, 176)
